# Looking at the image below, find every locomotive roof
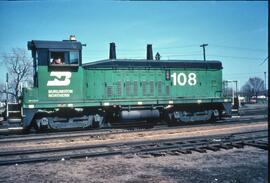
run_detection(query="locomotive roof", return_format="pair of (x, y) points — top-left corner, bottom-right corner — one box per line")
(27, 40), (82, 50)
(83, 59), (222, 69)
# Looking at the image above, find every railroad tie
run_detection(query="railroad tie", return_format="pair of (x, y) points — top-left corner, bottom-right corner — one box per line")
(137, 154), (152, 158)
(244, 142), (268, 150)
(148, 152), (166, 157)
(175, 149), (192, 154)
(205, 146), (220, 152)
(218, 144), (233, 150)
(165, 151), (180, 155)
(231, 142), (244, 149)
(192, 148), (207, 153)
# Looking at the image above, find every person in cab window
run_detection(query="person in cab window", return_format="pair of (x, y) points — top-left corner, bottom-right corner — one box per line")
(51, 57), (63, 64)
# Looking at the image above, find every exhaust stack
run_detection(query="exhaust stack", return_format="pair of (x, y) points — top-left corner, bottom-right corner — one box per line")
(109, 42), (116, 60)
(146, 44), (153, 60)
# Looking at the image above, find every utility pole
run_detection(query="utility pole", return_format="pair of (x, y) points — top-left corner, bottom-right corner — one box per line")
(235, 80), (238, 97)
(5, 73), (8, 104)
(5, 73), (8, 118)
(200, 43), (208, 61)
(264, 71), (266, 90)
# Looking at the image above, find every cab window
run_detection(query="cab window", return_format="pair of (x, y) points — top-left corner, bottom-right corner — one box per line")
(50, 51), (66, 65)
(69, 51), (79, 64)
(49, 51), (79, 66)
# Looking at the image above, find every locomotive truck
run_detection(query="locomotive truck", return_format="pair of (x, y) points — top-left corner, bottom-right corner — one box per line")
(7, 36), (232, 130)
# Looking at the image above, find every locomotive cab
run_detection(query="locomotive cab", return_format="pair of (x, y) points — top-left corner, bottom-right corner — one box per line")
(27, 37), (82, 87)
(22, 36), (85, 129)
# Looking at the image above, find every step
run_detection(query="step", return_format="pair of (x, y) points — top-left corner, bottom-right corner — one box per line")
(8, 118), (22, 123)
(8, 111), (21, 113)
(8, 112), (21, 118)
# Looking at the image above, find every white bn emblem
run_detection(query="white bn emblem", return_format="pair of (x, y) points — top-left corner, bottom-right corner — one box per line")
(47, 71), (72, 86)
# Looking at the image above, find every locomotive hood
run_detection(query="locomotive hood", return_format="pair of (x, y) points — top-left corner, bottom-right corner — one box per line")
(82, 59), (222, 70)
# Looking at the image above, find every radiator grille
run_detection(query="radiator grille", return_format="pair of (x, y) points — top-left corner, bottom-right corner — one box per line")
(142, 81), (147, 96)
(150, 81), (154, 96)
(107, 86), (113, 97)
(117, 81), (122, 96)
(126, 81), (131, 96)
(166, 85), (170, 96)
(158, 81), (162, 96)
(134, 81), (138, 96)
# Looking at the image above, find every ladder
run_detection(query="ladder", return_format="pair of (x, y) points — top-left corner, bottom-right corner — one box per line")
(6, 103), (22, 123)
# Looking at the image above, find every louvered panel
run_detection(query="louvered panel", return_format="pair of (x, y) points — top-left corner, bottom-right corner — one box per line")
(134, 81), (138, 96)
(107, 86), (113, 97)
(158, 81), (162, 96)
(126, 81), (131, 96)
(117, 81), (122, 96)
(150, 81), (154, 96)
(142, 81), (147, 96)
(166, 85), (170, 96)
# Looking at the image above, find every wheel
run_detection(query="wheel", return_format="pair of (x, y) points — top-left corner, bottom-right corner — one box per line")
(166, 112), (178, 126)
(209, 112), (217, 123)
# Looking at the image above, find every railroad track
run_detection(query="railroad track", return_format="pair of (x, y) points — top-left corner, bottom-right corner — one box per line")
(0, 114), (267, 144)
(0, 130), (267, 166)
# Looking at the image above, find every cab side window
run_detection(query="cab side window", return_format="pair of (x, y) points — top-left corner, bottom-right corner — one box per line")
(50, 52), (65, 65)
(49, 51), (79, 66)
(69, 51), (79, 65)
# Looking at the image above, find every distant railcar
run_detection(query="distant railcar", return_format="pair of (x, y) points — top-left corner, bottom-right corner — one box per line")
(10, 37), (231, 130)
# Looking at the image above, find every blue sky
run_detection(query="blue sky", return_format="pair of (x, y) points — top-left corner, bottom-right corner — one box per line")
(0, 0), (268, 89)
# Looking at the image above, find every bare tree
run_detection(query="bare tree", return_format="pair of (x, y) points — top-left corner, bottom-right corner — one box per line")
(0, 48), (33, 102)
(241, 77), (265, 101)
(0, 83), (6, 102)
(241, 83), (252, 102)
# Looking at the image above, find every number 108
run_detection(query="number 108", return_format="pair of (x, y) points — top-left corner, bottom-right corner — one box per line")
(171, 72), (197, 86)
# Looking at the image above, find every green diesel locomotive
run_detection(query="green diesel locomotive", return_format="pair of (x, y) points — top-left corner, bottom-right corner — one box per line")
(17, 37), (231, 130)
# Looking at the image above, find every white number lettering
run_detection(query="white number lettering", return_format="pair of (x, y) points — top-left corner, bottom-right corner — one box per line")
(170, 72), (197, 86)
(188, 73), (197, 85)
(177, 73), (187, 86)
(47, 71), (72, 86)
(171, 73), (177, 86)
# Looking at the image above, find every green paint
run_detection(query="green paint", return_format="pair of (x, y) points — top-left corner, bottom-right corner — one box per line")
(23, 65), (225, 109)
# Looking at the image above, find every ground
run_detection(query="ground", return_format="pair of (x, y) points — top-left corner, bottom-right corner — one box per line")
(0, 146), (267, 183)
(0, 104), (268, 182)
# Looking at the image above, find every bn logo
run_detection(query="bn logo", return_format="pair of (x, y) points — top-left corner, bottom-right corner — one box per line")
(47, 72), (72, 86)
